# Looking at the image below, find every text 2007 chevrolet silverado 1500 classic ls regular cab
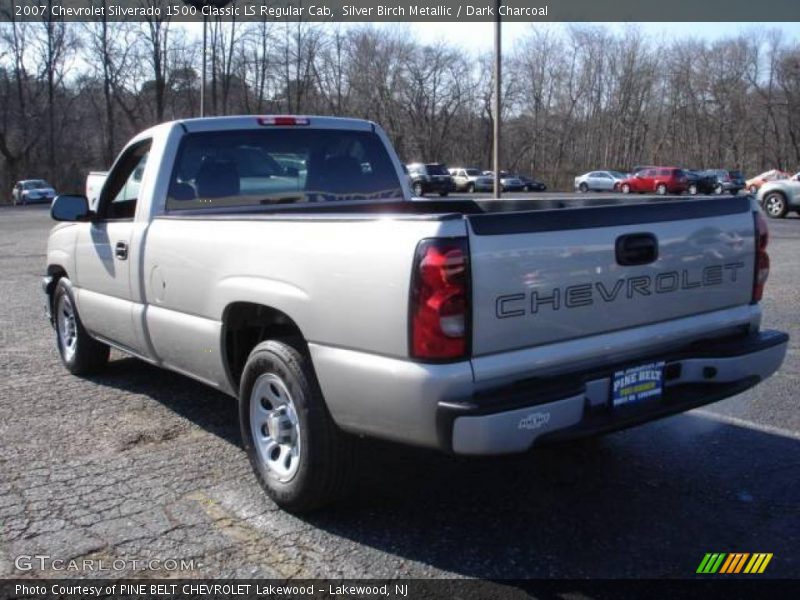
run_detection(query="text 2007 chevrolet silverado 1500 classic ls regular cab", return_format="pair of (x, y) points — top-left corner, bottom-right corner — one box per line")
(43, 116), (788, 512)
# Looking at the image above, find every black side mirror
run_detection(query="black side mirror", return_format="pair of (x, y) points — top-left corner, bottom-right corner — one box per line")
(51, 194), (91, 222)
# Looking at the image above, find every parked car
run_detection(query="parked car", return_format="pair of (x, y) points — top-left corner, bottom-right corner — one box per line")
(43, 115), (787, 513)
(448, 167), (493, 193)
(684, 170), (719, 195)
(11, 179), (56, 205)
(516, 175), (547, 192)
(703, 169), (745, 195)
(406, 163), (453, 197)
(746, 169), (790, 195)
(574, 170), (628, 192)
(620, 167), (688, 195)
(482, 171), (525, 192)
(757, 176), (800, 218)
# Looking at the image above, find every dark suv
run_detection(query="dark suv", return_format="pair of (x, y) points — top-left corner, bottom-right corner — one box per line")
(406, 163), (454, 197)
(705, 169), (745, 195)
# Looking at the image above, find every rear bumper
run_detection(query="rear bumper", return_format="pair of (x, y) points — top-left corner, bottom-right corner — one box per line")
(440, 330), (787, 455)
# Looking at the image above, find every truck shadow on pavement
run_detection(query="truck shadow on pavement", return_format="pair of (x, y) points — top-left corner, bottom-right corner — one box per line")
(93, 356), (799, 579)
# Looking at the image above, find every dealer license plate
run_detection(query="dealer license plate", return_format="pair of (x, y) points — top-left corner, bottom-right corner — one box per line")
(612, 361), (665, 407)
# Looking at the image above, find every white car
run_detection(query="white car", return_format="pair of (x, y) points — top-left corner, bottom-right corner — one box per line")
(574, 170), (628, 192)
(757, 174), (800, 218)
(11, 179), (56, 205)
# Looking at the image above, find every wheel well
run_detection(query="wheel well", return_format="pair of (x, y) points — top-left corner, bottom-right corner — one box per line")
(45, 266), (68, 313)
(222, 302), (305, 391)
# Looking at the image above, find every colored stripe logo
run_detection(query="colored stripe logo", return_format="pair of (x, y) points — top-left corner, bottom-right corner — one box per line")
(697, 553), (773, 574)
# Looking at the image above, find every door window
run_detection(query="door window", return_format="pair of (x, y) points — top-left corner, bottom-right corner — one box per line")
(97, 140), (152, 220)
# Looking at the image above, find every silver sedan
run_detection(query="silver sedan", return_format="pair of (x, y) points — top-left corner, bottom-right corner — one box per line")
(574, 170), (628, 193)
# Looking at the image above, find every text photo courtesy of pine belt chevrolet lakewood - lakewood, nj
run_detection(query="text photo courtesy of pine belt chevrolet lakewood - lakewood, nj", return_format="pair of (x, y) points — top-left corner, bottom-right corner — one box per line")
(2, 0), (800, 597)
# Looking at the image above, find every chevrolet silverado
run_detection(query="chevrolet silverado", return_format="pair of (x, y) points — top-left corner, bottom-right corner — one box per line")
(43, 116), (788, 512)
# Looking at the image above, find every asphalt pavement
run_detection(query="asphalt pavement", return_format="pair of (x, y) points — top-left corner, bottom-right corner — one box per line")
(0, 201), (797, 580)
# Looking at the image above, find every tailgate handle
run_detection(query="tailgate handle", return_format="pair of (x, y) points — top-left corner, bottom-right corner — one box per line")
(616, 233), (658, 266)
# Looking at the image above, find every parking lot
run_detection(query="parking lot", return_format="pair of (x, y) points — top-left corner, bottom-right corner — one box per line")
(0, 200), (798, 579)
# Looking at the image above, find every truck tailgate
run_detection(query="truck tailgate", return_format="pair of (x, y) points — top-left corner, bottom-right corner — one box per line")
(467, 197), (756, 357)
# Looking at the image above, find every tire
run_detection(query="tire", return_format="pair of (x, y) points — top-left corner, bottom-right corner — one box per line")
(413, 182), (424, 197)
(53, 279), (109, 375)
(621, 183), (631, 194)
(439, 191), (449, 197)
(239, 339), (353, 513)
(729, 189), (738, 196)
(579, 182), (589, 193)
(763, 192), (788, 219)
(466, 183), (475, 193)
(714, 185), (723, 195)
(656, 183), (667, 195)
(688, 184), (698, 195)
(749, 185), (758, 195)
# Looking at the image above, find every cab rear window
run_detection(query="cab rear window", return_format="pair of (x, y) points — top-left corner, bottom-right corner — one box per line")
(166, 128), (403, 211)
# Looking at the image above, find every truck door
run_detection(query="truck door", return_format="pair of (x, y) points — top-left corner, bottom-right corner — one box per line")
(74, 139), (152, 357)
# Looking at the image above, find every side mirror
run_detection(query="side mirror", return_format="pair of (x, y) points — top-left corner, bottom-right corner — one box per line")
(51, 194), (91, 222)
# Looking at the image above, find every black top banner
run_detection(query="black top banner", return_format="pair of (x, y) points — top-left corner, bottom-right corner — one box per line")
(2, 0), (800, 22)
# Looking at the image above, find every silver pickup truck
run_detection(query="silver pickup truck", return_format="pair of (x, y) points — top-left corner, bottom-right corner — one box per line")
(43, 116), (788, 512)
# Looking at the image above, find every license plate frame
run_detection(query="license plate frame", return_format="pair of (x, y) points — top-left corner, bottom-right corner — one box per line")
(612, 361), (665, 407)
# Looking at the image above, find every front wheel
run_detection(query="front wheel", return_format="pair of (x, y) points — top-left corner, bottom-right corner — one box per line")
(439, 191), (449, 197)
(239, 339), (353, 513)
(763, 192), (788, 219)
(656, 183), (667, 195)
(466, 183), (475, 193)
(413, 182), (424, 197)
(53, 279), (109, 375)
(688, 184), (698, 195)
(621, 183), (631, 194)
(579, 182), (589, 193)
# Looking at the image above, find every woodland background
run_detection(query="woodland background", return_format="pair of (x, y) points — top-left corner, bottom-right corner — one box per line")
(2, 11), (800, 197)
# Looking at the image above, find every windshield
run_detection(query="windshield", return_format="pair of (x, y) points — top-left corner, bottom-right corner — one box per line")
(24, 180), (50, 189)
(425, 164), (449, 176)
(167, 129), (403, 210)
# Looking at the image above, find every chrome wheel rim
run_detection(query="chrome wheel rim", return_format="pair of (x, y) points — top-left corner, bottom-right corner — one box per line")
(250, 373), (301, 482)
(56, 293), (78, 362)
(765, 195), (784, 216)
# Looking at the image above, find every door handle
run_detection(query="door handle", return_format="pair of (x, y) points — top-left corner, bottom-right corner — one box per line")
(616, 233), (658, 266)
(115, 241), (129, 260)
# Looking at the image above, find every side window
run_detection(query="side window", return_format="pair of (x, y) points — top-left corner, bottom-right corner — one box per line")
(97, 140), (152, 221)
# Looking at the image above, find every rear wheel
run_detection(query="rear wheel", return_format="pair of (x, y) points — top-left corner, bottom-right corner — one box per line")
(729, 189), (738, 196)
(466, 183), (475, 193)
(413, 182), (424, 197)
(621, 183), (631, 194)
(714, 185), (724, 195)
(439, 191), (449, 197)
(763, 192), (788, 219)
(656, 183), (667, 195)
(688, 183), (698, 195)
(579, 182), (589, 193)
(239, 339), (353, 513)
(53, 279), (109, 375)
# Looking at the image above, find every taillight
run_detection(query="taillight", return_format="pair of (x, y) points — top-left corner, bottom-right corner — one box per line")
(409, 238), (470, 361)
(257, 116), (309, 126)
(752, 211), (770, 303)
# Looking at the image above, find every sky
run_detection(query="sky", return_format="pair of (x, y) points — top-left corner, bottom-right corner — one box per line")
(399, 21), (800, 52)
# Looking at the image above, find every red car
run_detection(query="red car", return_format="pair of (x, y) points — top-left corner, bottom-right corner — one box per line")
(620, 167), (688, 195)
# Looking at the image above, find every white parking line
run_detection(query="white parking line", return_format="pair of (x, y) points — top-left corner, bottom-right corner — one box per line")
(694, 408), (800, 441)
